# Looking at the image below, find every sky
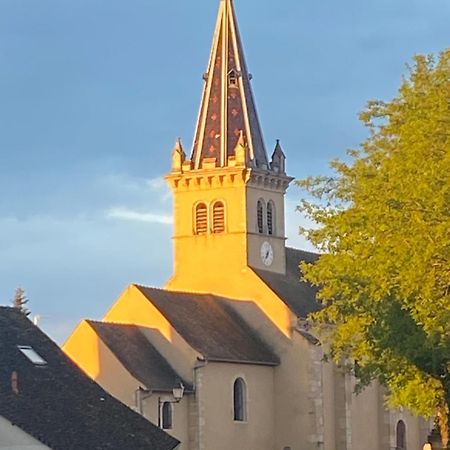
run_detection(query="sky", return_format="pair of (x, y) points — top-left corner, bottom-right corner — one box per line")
(1, 0), (449, 343)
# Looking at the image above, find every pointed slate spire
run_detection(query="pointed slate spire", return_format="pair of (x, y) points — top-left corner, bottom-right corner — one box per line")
(171, 137), (186, 172)
(271, 139), (286, 174)
(191, 0), (269, 170)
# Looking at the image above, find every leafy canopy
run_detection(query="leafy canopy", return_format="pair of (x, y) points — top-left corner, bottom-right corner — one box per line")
(298, 50), (450, 440)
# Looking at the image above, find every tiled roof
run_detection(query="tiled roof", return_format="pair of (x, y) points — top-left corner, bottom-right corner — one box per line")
(253, 247), (321, 318)
(87, 321), (192, 393)
(135, 286), (279, 366)
(0, 307), (179, 450)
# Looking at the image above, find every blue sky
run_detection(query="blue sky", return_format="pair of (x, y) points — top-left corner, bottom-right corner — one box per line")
(1, 0), (449, 343)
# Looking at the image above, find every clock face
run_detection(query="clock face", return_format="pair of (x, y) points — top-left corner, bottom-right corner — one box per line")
(260, 241), (274, 267)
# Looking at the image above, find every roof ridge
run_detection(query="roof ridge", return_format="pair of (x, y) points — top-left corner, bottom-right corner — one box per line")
(285, 246), (320, 257)
(136, 284), (254, 303)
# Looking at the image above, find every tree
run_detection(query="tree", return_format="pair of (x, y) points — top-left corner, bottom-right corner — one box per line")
(12, 287), (30, 317)
(298, 50), (450, 446)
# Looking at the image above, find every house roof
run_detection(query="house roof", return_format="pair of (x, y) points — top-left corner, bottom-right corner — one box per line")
(0, 307), (179, 450)
(135, 286), (279, 366)
(253, 247), (321, 318)
(87, 321), (192, 393)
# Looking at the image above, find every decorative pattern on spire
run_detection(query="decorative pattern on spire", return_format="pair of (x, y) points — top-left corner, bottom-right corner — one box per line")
(191, 0), (269, 170)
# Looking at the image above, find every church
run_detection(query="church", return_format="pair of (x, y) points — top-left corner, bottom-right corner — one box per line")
(63, 1), (431, 449)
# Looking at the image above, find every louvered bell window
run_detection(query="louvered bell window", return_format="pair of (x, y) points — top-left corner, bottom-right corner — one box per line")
(195, 203), (208, 235)
(267, 201), (274, 235)
(212, 202), (225, 233)
(257, 200), (264, 234)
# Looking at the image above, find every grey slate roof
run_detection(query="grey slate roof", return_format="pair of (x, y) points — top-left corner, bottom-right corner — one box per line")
(0, 307), (179, 450)
(135, 286), (279, 366)
(253, 247), (321, 318)
(87, 321), (192, 392)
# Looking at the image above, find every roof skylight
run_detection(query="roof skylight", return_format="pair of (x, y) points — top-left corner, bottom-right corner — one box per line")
(17, 345), (47, 365)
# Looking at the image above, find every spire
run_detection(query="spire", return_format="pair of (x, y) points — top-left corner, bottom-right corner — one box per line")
(191, 0), (269, 170)
(270, 139), (286, 174)
(171, 138), (186, 172)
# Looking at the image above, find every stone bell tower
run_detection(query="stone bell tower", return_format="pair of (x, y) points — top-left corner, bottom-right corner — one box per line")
(165, 0), (293, 293)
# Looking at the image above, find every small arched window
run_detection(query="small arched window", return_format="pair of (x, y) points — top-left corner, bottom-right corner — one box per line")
(396, 420), (406, 450)
(233, 378), (247, 422)
(257, 200), (264, 234)
(212, 201), (225, 233)
(195, 203), (208, 235)
(162, 402), (172, 430)
(267, 201), (275, 235)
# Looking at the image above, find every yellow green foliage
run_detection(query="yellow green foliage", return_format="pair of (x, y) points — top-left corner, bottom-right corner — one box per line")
(298, 50), (450, 442)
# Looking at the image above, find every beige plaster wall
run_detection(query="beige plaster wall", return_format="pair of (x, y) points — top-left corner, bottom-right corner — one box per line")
(272, 332), (325, 450)
(350, 381), (386, 450)
(196, 362), (275, 450)
(389, 410), (431, 450)
(0, 416), (50, 449)
(246, 185), (287, 274)
(103, 285), (200, 384)
(141, 394), (190, 449)
(64, 320), (144, 405)
(64, 320), (191, 447)
(168, 170), (249, 283)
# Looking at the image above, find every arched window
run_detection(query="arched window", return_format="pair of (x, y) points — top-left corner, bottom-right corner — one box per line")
(396, 420), (406, 450)
(212, 201), (225, 233)
(257, 200), (265, 234)
(161, 402), (172, 430)
(233, 378), (247, 422)
(267, 201), (275, 235)
(195, 203), (208, 235)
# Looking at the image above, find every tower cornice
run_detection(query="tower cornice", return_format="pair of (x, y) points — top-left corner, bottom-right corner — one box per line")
(165, 167), (292, 193)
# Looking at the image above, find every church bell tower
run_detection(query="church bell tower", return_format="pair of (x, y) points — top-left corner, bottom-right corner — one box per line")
(165, 0), (293, 292)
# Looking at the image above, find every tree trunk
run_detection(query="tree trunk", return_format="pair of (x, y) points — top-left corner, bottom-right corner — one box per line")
(437, 403), (449, 449)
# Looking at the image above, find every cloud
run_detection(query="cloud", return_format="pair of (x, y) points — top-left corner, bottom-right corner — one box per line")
(285, 194), (318, 253)
(0, 211), (173, 344)
(106, 207), (173, 225)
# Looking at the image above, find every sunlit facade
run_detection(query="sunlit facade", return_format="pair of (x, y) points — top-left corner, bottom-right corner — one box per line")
(63, 1), (431, 449)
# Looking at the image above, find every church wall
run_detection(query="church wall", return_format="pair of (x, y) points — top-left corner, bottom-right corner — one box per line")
(272, 332), (326, 450)
(246, 184), (286, 274)
(321, 358), (336, 450)
(348, 380), (384, 450)
(141, 395), (190, 449)
(102, 285), (200, 384)
(167, 172), (249, 286)
(63, 320), (144, 407)
(167, 264), (295, 341)
(196, 362), (275, 450)
(389, 409), (431, 450)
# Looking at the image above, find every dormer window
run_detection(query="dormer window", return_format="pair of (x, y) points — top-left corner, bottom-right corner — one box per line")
(228, 70), (238, 87)
(17, 345), (47, 366)
(195, 203), (208, 235)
